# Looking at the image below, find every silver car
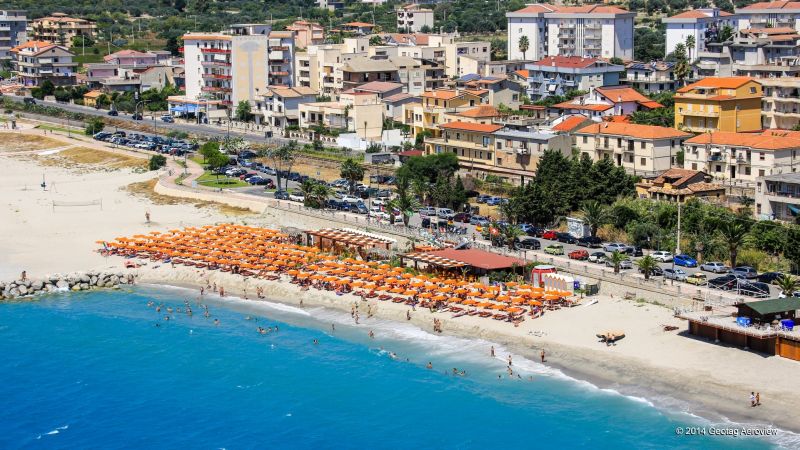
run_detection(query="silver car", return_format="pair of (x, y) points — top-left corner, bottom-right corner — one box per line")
(606, 258), (632, 270)
(604, 243), (629, 253)
(700, 262), (729, 273)
(663, 268), (688, 281)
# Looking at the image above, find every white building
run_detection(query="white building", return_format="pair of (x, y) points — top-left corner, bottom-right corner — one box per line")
(662, 8), (737, 58)
(397, 4), (434, 33)
(0, 10), (27, 62)
(736, 1), (800, 30)
(507, 4), (634, 61)
(268, 31), (295, 87)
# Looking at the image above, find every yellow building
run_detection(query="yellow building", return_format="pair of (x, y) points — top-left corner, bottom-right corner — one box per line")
(402, 89), (483, 138)
(674, 77), (763, 133)
(83, 90), (103, 108)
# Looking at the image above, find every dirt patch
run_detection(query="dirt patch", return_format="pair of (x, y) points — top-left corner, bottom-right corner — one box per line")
(0, 133), (66, 152)
(124, 179), (254, 217)
(34, 146), (148, 171)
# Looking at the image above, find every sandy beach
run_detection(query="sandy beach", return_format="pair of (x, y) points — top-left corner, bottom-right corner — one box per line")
(1, 124), (799, 442)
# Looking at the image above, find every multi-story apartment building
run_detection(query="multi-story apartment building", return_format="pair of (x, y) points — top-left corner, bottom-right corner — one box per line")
(294, 39), (370, 97)
(424, 121), (572, 185)
(0, 10), (27, 62)
(736, 1), (800, 29)
(459, 76), (524, 109)
(507, 4), (634, 61)
(29, 14), (95, 48)
(341, 56), (427, 95)
(403, 89), (484, 138)
(674, 77), (763, 133)
(299, 91), (385, 140)
(635, 168), (726, 203)
(623, 61), (676, 94)
(755, 172), (800, 221)
(683, 130), (800, 185)
(553, 85), (663, 120)
(523, 56), (624, 101)
(103, 49), (159, 67)
(760, 77), (800, 130)
(663, 9), (736, 58)
(397, 4), (434, 33)
(695, 27), (800, 78)
(11, 40), (76, 87)
(286, 21), (325, 49)
(256, 86), (317, 129)
(573, 122), (691, 175)
(444, 41), (491, 78)
(268, 31), (295, 87)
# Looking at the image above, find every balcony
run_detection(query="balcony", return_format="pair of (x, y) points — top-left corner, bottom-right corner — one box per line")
(269, 50), (284, 60)
(773, 110), (800, 117)
(681, 109), (720, 117)
(202, 73), (231, 80)
(201, 86), (231, 92)
(201, 61), (231, 68)
(708, 154), (724, 162)
(736, 156), (751, 165)
(200, 48), (231, 54)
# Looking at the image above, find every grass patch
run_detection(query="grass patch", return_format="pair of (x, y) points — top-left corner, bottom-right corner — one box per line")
(34, 146), (148, 171)
(36, 124), (80, 134)
(0, 133), (66, 152)
(196, 172), (249, 188)
(124, 179), (254, 216)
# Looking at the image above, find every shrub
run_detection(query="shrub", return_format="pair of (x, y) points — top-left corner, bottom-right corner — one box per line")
(149, 154), (167, 171)
(84, 117), (104, 135)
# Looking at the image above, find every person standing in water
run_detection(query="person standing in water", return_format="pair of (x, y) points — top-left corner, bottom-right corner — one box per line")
(490, 346), (495, 357)
(540, 349), (546, 363)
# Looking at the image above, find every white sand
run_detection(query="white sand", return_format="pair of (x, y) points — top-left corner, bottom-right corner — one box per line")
(2, 127), (800, 439)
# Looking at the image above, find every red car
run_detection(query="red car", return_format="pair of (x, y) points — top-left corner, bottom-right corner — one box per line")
(542, 230), (558, 240)
(568, 249), (589, 260)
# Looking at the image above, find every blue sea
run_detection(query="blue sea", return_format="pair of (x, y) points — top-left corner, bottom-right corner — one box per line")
(0, 287), (790, 449)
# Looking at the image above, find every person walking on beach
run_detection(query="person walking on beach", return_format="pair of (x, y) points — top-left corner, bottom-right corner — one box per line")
(490, 346), (495, 358)
(145, 211), (151, 223)
(20, 270), (26, 281)
(507, 355), (513, 366)
(750, 392), (756, 407)
(756, 392), (761, 406)
(540, 349), (546, 363)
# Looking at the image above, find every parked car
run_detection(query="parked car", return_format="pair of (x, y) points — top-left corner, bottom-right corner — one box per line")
(639, 266), (664, 277)
(436, 208), (455, 219)
(107, 109), (118, 116)
(486, 196), (503, 206)
(418, 206), (437, 216)
(588, 252), (607, 264)
(606, 257), (632, 270)
(685, 273), (708, 286)
(288, 192), (305, 202)
(341, 195), (361, 204)
(673, 254), (698, 267)
(738, 281), (770, 298)
(732, 266), (758, 279)
(700, 262), (729, 273)
(708, 274), (740, 290)
(604, 242), (629, 253)
(577, 236), (602, 248)
(757, 272), (785, 284)
(351, 202), (369, 214)
(556, 232), (578, 244)
(469, 215), (490, 226)
(650, 251), (673, 262)
(541, 230), (558, 240)
(544, 244), (564, 255)
(453, 212), (472, 223)
(517, 237), (541, 250)
(663, 268), (688, 281)
(475, 194), (491, 203)
(160, 115), (175, 123)
(568, 249), (590, 260)
(625, 246), (644, 257)
(273, 190), (290, 200)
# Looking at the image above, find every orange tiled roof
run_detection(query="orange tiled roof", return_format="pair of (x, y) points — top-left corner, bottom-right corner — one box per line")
(552, 115), (590, 132)
(576, 122), (692, 139)
(740, 1), (800, 10)
(595, 86), (655, 104)
(438, 121), (503, 133)
(421, 90), (461, 100)
(10, 40), (55, 53)
(514, 69), (529, 78)
(684, 131), (800, 150)
(677, 77), (758, 92)
(552, 101), (613, 112)
(531, 55), (601, 69)
(457, 105), (501, 118)
(512, 4), (630, 14)
(343, 22), (375, 27)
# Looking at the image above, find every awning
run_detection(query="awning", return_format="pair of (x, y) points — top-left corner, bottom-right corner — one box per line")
(169, 104), (200, 113)
(788, 204), (800, 216)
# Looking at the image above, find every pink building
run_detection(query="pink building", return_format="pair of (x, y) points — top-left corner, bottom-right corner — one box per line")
(103, 49), (158, 66)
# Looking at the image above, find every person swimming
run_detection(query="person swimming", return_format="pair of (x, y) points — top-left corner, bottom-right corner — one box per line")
(426, 362), (433, 369)
(313, 339), (319, 345)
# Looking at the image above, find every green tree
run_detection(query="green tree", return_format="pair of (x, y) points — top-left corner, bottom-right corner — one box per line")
(206, 151), (229, 183)
(717, 221), (749, 268)
(149, 154), (167, 170)
(300, 179), (331, 208)
(235, 100), (252, 121)
(503, 225), (524, 250)
(580, 200), (608, 237)
(263, 141), (298, 190)
(685, 34), (696, 61)
(775, 275), (799, 297)
(609, 251), (627, 274)
(672, 43), (691, 87)
(388, 173), (420, 227)
(199, 141), (220, 163)
(84, 117), (104, 135)
(40, 80), (56, 97)
(637, 255), (659, 280)
(518, 35), (529, 60)
(340, 158), (365, 194)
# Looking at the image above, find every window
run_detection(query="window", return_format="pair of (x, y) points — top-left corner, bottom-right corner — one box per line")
(759, 152), (765, 161)
(496, 141), (503, 149)
(692, 163), (697, 170)
(750, 86), (756, 94)
(745, 167), (751, 175)
(715, 165), (721, 173)
(759, 169), (765, 177)
(497, 158), (502, 165)
(582, 136), (588, 144)
(456, 133), (460, 140)
(640, 141), (646, 149)
(486, 152), (491, 160)
(640, 157), (646, 166)
(482, 136), (490, 147)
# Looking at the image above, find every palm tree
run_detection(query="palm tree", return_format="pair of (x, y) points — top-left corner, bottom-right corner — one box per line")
(502, 225), (525, 250)
(775, 275), (799, 297)
(340, 158), (365, 195)
(673, 43), (691, 87)
(580, 200), (607, 237)
(609, 251), (626, 274)
(518, 35), (530, 60)
(300, 179), (329, 208)
(388, 174), (420, 227)
(636, 255), (658, 281)
(685, 35), (696, 61)
(717, 221), (748, 268)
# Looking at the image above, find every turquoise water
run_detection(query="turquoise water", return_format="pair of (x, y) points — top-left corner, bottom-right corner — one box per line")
(0, 287), (784, 449)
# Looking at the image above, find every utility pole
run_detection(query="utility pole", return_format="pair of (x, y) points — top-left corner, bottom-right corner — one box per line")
(675, 200), (682, 255)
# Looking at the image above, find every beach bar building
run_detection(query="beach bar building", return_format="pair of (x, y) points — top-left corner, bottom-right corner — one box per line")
(303, 228), (395, 257)
(678, 298), (800, 361)
(400, 247), (525, 278)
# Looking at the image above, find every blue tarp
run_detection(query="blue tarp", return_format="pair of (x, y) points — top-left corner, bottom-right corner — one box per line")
(169, 104), (200, 113)
(788, 204), (800, 216)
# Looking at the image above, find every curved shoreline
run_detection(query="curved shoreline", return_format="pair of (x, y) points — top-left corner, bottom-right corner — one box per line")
(126, 262), (799, 441)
